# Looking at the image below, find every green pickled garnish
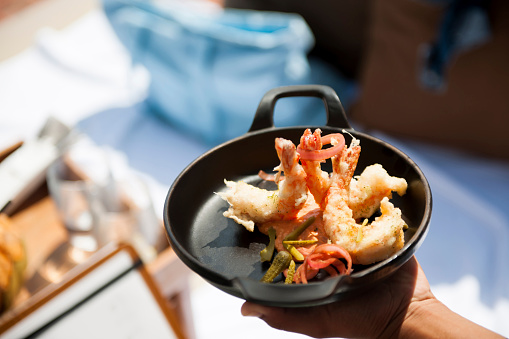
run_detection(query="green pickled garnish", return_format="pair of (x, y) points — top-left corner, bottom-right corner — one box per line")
(283, 239), (318, 246)
(284, 216), (316, 242)
(260, 251), (292, 283)
(284, 243), (305, 261)
(260, 227), (276, 262)
(285, 260), (296, 284)
(282, 216), (316, 261)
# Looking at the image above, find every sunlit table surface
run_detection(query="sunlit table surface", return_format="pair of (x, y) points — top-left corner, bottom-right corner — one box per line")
(0, 7), (508, 338)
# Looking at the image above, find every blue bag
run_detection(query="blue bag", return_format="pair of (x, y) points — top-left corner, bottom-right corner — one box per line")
(103, 0), (355, 145)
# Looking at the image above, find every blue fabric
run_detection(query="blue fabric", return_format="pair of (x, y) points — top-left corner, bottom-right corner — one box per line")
(102, 0), (356, 145)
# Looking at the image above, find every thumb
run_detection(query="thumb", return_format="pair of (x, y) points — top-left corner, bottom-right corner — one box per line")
(241, 301), (267, 318)
(241, 301), (330, 337)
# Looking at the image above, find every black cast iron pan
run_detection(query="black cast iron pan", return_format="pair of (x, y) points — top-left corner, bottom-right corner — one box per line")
(164, 85), (432, 307)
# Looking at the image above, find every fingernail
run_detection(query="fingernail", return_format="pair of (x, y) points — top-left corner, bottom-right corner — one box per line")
(241, 303), (263, 318)
(242, 310), (263, 318)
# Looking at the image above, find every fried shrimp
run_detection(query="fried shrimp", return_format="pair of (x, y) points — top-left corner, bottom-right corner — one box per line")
(299, 129), (331, 207)
(323, 138), (406, 265)
(221, 128), (408, 276)
(218, 138), (307, 232)
(349, 164), (408, 219)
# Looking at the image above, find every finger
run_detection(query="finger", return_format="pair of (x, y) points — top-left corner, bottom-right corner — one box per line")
(241, 302), (331, 338)
(241, 301), (265, 318)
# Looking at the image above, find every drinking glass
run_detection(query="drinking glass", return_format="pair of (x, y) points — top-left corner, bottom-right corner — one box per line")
(38, 136), (162, 283)
(40, 155), (102, 282)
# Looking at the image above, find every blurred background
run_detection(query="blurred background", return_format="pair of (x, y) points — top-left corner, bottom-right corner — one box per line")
(0, 0), (508, 338)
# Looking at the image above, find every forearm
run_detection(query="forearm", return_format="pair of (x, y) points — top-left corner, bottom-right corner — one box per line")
(395, 298), (503, 339)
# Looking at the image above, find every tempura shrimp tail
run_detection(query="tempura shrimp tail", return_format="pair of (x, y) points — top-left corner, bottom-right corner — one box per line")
(331, 139), (361, 192)
(299, 128), (331, 207)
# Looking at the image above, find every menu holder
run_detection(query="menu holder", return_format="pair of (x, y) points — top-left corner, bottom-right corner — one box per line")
(0, 243), (186, 339)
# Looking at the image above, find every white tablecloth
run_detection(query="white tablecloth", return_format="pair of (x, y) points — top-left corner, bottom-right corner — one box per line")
(1, 9), (508, 338)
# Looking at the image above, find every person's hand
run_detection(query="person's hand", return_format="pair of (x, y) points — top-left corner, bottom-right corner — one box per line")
(241, 256), (434, 338)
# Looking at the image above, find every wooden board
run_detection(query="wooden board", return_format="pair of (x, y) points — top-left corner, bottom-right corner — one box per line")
(0, 243), (186, 339)
(0, 143), (196, 338)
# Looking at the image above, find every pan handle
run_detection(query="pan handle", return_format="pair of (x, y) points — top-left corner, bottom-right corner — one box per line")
(248, 85), (351, 132)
